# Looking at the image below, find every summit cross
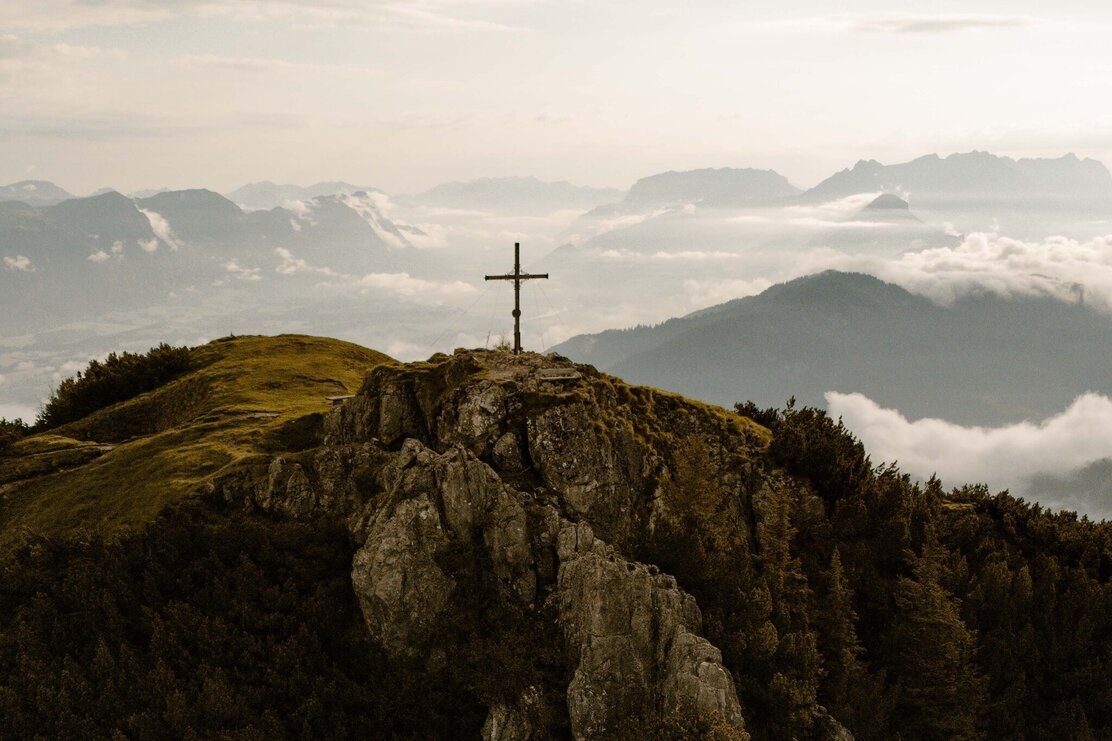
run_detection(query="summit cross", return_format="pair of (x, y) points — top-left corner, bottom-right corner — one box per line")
(484, 242), (548, 354)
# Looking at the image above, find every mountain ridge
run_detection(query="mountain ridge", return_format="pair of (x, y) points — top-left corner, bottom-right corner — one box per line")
(551, 270), (1112, 426)
(0, 180), (75, 207)
(802, 151), (1112, 210)
(1, 338), (1108, 739)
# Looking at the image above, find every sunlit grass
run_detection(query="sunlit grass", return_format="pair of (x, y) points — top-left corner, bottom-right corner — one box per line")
(0, 334), (391, 550)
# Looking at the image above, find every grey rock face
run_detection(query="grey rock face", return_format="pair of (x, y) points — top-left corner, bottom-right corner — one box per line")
(527, 403), (643, 548)
(557, 521), (745, 735)
(217, 350), (775, 737)
(350, 440), (541, 658)
(352, 488), (454, 656)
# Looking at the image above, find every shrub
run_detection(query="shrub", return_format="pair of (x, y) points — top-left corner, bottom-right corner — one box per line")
(737, 398), (871, 503)
(0, 417), (30, 454)
(37, 343), (193, 430)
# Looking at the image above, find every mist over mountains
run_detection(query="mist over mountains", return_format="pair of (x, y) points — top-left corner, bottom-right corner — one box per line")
(615, 167), (801, 210)
(225, 181), (380, 210)
(0, 188), (413, 329)
(4, 150), (1112, 517)
(0, 180), (76, 207)
(550, 270), (1112, 427)
(803, 151), (1112, 209)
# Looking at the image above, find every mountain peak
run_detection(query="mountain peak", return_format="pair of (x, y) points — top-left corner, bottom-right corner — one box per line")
(863, 193), (911, 210)
(0, 180), (76, 207)
(623, 167), (800, 208)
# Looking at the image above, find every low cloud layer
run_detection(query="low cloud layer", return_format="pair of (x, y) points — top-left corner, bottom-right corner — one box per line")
(3, 255), (34, 272)
(795, 232), (1112, 311)
(275, 247), (339, 277)
(358, 272), (476, 302)
(682, 277), (773, 307)
(827, 391), (1112, 498)
(221, 259), (261, 282)
(139, 209), (184, 251)
(89, 241), (126, 263)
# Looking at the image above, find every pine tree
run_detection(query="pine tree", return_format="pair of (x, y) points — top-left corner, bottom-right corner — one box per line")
(886, 528), (984, 740)
(818, 548), (860, 708)
(752, 483), (822, 737)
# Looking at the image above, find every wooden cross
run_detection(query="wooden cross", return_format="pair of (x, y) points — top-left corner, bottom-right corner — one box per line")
(485, 242), (548, 354)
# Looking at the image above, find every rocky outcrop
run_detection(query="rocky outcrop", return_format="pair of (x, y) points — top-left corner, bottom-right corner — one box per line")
(350, 440), (541, 657)
(557, 521), (744, 735)
(214, 349), (789, 738)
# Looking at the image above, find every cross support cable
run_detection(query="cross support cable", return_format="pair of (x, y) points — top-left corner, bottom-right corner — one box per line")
(484, 242), (548, 354)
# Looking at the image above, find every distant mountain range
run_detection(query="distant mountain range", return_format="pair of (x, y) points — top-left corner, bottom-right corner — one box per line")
(802, 151), (1112, 211)
(621, 167), (801, 209)
(6, 151), (1110, 217)
(409, 176), (623, 214)
(0, 181), (75, 207)
(551, 271), (1112, 426)
(225, 181), (379, 210)
(0, 188), (414, 330)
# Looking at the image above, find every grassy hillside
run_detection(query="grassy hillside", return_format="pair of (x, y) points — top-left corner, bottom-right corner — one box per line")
(0, 335), (391, 551)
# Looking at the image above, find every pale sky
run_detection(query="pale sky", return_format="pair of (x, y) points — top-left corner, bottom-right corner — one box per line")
(2, 0), (1111, 195)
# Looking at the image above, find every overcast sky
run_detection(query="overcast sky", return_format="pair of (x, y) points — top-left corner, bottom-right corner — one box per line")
(2, 0), (1111, 195)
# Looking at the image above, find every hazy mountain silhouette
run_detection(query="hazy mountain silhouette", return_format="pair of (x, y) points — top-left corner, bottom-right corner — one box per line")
(552, 271), (1112, 426)
(803, 151), (1112, 211)
(620, 167), (801, 209)
(137, 189), (247, 243)
(0, 189), (416, 331)
(0, 180), (75, 207)
(411, 176), (622, 214)
(130, 187), (170, 198)
(859, 193), (919, 220)
(226, 181), (378, 210)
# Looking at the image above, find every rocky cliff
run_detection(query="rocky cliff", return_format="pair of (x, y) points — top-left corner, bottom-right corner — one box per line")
(209, 348), (846, 739)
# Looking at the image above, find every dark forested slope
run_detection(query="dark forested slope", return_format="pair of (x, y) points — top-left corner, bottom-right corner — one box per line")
(0, 342), (1109, 740)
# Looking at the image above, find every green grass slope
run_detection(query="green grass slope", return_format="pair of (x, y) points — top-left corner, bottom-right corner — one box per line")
(0, 335), (391, 550)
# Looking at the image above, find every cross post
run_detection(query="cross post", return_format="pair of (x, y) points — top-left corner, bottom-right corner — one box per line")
(485, 242), (548, 354)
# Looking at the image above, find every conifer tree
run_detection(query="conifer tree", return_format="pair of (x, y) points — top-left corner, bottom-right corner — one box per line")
(818, 548), (859, 707)
(885, 527), (985, 740)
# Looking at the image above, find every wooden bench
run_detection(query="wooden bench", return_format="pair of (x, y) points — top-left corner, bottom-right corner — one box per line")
(325, 395), (356, 406)
(535, 368), (581, 382)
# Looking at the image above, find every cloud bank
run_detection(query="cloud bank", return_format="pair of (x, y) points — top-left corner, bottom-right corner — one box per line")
(827, 391), (1112, 495)
(139, 209), (185, 251)
(275, 247), (339, 277)
(3, 255), (34, 272)
(794, 232), (1112, 311)
(358, 272), (476, 301)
